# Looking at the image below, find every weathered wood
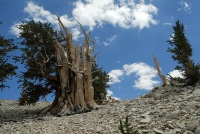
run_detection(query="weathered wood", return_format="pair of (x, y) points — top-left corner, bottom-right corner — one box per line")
(40, 17), (98, 116)
(153, 54), (168, 86)
(78, 22), (99, 108)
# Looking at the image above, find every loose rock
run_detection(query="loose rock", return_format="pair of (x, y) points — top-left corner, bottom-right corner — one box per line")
(1, 85), (200, 133)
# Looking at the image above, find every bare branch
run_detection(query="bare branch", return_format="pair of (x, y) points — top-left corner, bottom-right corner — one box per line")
(153, 54), (168, 86)
(57, 16), (69, 36)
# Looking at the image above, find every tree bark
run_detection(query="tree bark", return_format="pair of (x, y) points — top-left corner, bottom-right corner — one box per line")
(39, 17), (98, 116)
(153, 54), (168, 86)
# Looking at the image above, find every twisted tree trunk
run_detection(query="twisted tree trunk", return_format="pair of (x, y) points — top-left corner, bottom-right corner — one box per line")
(39, 17), (98, 116)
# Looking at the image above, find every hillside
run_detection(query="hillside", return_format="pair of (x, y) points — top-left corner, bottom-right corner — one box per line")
(1, 85), (200, 134)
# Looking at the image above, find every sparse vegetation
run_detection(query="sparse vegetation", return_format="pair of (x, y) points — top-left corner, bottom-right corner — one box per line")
(118, 115), (139, 134)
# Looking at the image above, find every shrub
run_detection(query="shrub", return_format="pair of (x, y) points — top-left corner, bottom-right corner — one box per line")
(118, 115), (139, 134)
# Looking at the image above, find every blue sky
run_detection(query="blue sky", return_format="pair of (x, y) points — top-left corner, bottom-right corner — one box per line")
(0, 0), (200, 101)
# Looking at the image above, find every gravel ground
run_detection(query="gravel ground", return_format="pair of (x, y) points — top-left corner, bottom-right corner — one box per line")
(0, 100), (120, 134)
(1, 85), (200, 134)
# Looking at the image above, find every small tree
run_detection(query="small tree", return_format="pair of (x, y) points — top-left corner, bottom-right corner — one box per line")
(92, 62), (110, 103)
(167, 20), (200, 85)
(118, 115), (139, 134)
(0, 22), (18, 90)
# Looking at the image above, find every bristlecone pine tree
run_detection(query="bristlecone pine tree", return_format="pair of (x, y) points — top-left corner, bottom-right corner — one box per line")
(167, 20), (200, 86)
(18, 17), (107, 116)
(0, 22), (18, 90)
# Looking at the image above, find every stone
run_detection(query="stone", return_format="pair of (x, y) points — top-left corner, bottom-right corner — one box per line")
(131, 108), (137, 112)
(96, 126), (102, 133)
(0, 85), (200, 134)
(152, 93), (162, 100)
(176, 122), (185, 129)
(153, 128), (164, 134)
(196, 111), (200, 116)
(165, 110), (180, 119)
(140, 115), (151, 123)
(159, 111), (166, 117)
(193, 88), (200, 97)
(195, 127), (200, 134)
(166, 123), (175, 129)
(187, 120), (199, 131)
(174, 128), (182, 134)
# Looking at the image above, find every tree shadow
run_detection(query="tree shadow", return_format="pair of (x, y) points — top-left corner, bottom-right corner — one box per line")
(0, 100), (51, 125)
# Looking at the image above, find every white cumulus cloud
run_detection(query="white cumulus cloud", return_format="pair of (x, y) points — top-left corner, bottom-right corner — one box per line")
(167, 70), (185, 79)
(108, 62), (160, 90)
(107, 89), (113, 96)
(10, 2), (78, 39)
(72, 0), (158, 30)
(108, 69), (123, 85)
(24, 1), (58, 25)
(9, 22), (22, 37)
(123, 62), (160, 90)
(106, 89), (120, 100)
(10, 1), (158, 39)
(131, 2), (158, 30)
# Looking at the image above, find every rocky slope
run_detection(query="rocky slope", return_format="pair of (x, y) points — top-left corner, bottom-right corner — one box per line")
(1, 85), (200, 134)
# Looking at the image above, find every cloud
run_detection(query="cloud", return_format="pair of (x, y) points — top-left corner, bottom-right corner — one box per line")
(117, 61), (121, 64)
(70, 27), (82, 41)
(164, 23), (172, 26)
(178, 0), (191, 13)
(24, 1), (58, 25)
(112, 96), (120, 100)
(107, 35), (117, 42)
(10, 1), (78, 39)
(167, 70), (185, 79)
(106, 89), (120, 100)
(72, 0), (158, 30)
(108, 62), (160, 90)
(10, 1), (158, 39)
(9, 22), (22, 37)
(131, 1), (158, 30)
(169, 33), (174, 41)
(107, 89), (113, 96)
(108, 69), (123, 85)
(103, 34), (118, 46)
(103, 42), (109, 46)
(123, 62), (160, 90)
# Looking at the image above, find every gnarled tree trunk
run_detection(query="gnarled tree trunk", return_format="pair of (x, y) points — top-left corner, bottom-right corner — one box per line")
(40, 17), (99, 116)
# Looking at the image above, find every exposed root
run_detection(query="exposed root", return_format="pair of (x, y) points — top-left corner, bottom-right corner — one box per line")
(87, 100), (101, 110)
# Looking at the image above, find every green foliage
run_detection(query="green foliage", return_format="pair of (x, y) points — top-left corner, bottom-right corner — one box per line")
(0, 23), (18, 90)
(17, 20), (109, 105)
(92, 62), (110, 103)
(184, 64), (200, 85)
(167, 20), (200, 85)
(118, 115), (139, 134)
(17, 20), (59, 104)
(167, 20), (192, 70)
